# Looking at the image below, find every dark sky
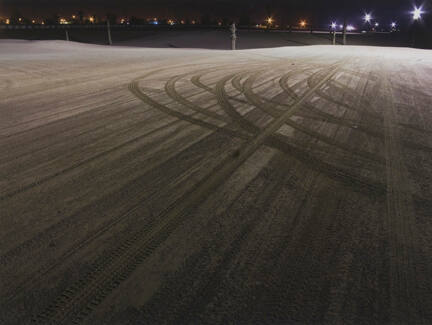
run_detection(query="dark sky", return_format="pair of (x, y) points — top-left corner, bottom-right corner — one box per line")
(0, 0), (427, 26)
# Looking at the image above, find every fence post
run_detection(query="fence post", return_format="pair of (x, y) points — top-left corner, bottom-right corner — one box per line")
(65, 29), (70, 41)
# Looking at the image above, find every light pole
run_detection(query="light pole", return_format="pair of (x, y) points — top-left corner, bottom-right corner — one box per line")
(364, 13), (372, 32)
(411, 6), (424, 47)
(107, 19), (113, 45)
(230, 22), (237, 50)
(331, 22), (337, 45)
(342, 19), (347, 45)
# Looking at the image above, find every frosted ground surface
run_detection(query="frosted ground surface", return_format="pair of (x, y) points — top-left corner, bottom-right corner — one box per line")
(1, 40), (432, 324)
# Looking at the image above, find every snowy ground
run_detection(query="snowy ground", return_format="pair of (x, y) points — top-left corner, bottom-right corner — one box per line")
(1, 40), (432, 324)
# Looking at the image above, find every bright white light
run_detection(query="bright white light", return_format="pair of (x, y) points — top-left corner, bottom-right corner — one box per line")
(375, 22), (379, 27)
(347, 25), (355, 31)
(331, 22), (337, 29)
(364, 13), (372, 22)
(391, 22), (396, 28)
(339, 24), (343, 29)
(413, 6), (423, 20)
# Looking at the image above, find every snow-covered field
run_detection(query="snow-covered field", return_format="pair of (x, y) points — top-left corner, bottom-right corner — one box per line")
(1, 40), (432, 324)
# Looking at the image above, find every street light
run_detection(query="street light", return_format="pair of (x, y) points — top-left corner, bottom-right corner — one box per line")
(375, 22), (379, 27)
(391, 22), (396, 28)
(266, 17), (273, 25)
(331, 22), (337, 29)
(364, 13), (372, 23)
(300, 20), (306, 28)
(412, 6), (424, 20)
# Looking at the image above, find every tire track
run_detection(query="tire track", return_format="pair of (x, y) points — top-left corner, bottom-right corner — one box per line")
(137, 166), (287, 324)
(1, 123), (236, 306)
(135, 66), (387, 198)
(0, 78), (13, 91)
(314, 81), (382, 122)
(33, 60), (344, 324)
(380, 66), (424, 323)
(242, 71), (385, 165)
(0, 111), (180, 202)
(131, 156), (300, 324)
(0, 118), (183, 264)
(0, 65), (285, 290)
(173, 173), (286, 324)
(215, 71), (262, 134)
(0, 95), (135, 143)
(0, 86), (131, 136)
(0, 101), (147, 165)
(165, 74), (232, 124)
(2, 66), (251, 198)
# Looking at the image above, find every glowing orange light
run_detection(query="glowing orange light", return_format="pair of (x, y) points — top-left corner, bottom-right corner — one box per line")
(267, 17), (273, 25)
(89, 16), (95, 23)
(300, 20), (307, 27)
(6, 18), (10, 24)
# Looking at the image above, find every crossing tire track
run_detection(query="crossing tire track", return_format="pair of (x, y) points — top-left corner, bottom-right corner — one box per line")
(244, 75), (385, 164)
(137, 65), (388, 198)
(32, 60), (345, 324)
(1, 120), (241, 308)
(165, 74), (232, 124)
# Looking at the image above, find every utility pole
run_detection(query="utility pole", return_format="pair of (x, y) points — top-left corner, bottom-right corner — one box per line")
(107, 20), (113, 45)
(65, 29), (70, 41)
(332, 30), (336, 45)
(230, 22), (237, 50)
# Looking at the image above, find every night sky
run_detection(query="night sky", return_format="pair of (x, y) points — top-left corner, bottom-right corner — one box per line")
(1, 0), (428, 26)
